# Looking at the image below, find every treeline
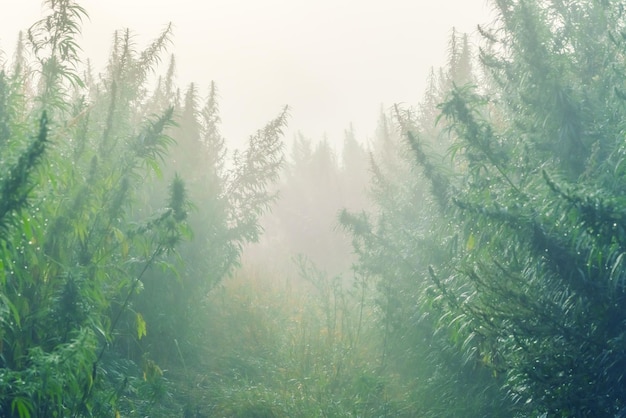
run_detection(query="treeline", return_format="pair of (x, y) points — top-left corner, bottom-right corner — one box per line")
(2, 0), (626, 417)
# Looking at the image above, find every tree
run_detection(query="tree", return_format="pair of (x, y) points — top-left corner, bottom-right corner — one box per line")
(342, 103), (512, 417)
(0, 4), (202, 414)
(133, 86), (289, 373)
(0, 2), (288, 416)
(427, 1), (626, 415)
(347, 1), (626, 416)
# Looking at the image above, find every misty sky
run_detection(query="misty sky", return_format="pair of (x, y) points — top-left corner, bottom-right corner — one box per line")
(2, 1), (492, 149)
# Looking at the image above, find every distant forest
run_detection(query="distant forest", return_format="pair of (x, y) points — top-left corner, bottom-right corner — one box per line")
(1, 1), (626, 417)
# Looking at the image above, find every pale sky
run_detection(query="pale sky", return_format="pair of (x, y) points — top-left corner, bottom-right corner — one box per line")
(2, 1), (492, 149)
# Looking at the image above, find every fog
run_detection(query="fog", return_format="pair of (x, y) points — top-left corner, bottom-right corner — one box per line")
(8, 1), (621, 416)
(2, 0), (491, 147)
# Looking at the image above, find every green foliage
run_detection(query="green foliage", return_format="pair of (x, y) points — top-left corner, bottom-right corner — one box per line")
(0, 113), (48, 238)
(433, 1), (626, 413)
(0, 3), (287, 416)
(177, 260), (409, 417)
(340, 1), (626, 416)
(28, 0), (88, 111)
(227, 106), (288, 244)
(342, 104), (512, 417)
(13, 0), (626, 416)
(131, 76), (289, 380)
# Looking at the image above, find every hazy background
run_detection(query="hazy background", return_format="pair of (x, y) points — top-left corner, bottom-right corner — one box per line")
(2, 1), (492, 148)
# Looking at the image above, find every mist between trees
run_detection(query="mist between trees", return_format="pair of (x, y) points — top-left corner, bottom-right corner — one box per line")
(1, 0), (626, 417)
